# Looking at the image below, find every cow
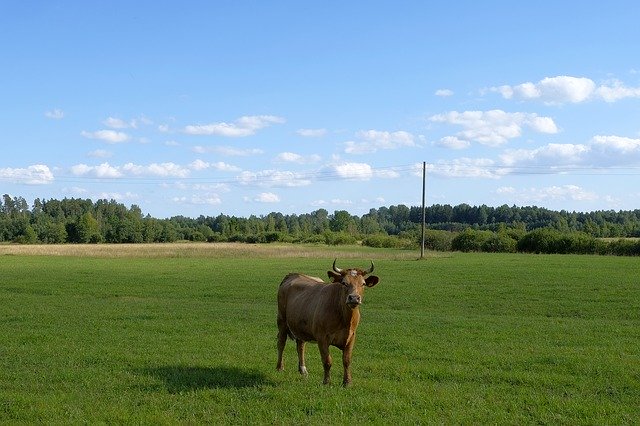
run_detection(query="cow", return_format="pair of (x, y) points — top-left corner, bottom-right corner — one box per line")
(276, 259), (380, 386)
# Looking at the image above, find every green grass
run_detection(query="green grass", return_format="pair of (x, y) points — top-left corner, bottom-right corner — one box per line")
(1, 247), (639, 424)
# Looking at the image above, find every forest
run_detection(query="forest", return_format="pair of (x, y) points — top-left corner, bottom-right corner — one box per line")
(2, 194), (640, 255)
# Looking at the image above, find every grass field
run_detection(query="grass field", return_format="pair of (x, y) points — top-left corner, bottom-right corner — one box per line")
(1, 243), (639, 424)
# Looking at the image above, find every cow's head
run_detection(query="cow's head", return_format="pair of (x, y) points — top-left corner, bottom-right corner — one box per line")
(328, 259), (380, 308)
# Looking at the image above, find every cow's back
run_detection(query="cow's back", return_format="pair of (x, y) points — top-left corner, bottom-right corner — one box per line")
(278, 273), (334, 341)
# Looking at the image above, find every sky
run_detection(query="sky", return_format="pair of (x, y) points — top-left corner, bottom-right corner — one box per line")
(2, 1), (640, 219)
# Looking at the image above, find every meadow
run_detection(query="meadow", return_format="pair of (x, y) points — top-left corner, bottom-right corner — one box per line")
(1, 243), (639, 424)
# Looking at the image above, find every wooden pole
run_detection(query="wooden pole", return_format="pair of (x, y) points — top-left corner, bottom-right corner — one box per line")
(420, 161), (426, 259)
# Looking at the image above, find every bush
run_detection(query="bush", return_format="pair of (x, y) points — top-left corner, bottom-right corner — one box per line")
(423, 229), (454, 251)
(451, 229), (493, 252)
(603, 238), (640, 256)
(481, 232), (517, 253)
(323, 232), (358, 246)
(518, 228), (599, 254)
(362, 234), (416, 249)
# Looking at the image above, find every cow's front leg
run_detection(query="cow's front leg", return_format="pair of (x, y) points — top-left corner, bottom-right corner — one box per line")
(296, 339), (308, 376)
(318, 340), (332, 384)
(342, 339), (355, 386)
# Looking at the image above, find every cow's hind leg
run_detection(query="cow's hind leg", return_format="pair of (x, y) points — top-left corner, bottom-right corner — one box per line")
(318, 340), (332, 385)
(276, 317), (288, 371)
(296, 339), (308, 376)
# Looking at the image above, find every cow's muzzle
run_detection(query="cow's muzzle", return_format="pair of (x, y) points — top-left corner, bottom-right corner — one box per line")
(346, 294), (362, 307)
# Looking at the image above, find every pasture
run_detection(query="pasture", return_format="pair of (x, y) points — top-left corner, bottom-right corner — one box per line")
(1, 243), (639, 424)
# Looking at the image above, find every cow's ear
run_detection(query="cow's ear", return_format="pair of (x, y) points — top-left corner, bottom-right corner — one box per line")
(365, 275), (379, 287)
(328, 270), (342, 282)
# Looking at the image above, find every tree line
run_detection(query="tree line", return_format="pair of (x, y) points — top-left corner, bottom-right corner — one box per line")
(2, 194), (640, 255)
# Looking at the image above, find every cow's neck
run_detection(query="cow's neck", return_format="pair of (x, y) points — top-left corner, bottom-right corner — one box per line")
(331, 283), (361, 326)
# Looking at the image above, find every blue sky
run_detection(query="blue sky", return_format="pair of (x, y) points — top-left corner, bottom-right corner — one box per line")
(3, 1), (640, 218)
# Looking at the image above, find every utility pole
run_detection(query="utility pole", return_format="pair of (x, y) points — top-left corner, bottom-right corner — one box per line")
(420, 161), (426, 259)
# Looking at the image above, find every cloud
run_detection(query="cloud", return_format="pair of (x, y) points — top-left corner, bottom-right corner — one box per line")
(501, 143), (590, 167)
(71, 162), (191, 178)
(344, 130), (416, 154)
(192, 145), (264, 156)
(184, 115), (285, 137)
(238, 170), (311, 187)
(429, 110), (558, 147)
(87, 149), (112, 159)
(491, 75), (640, 104)
(435, 89), (454, 97)
(297, 128), (327, 137)
(496, 185), (598, 203)
(436, 136), (471, 150)
(45, 109), (64, 119)
(275, 152), (322, 164)
(95, 191), (139, 201)
(103, 117), (132, 129)
(188, 159), (241, 172)
(492, 76), (595, 104)
(332, 162), (373, 180)
(427, 158), (505, 179)
(596, 79), (640, 102)
(253, 192), (280, 203)
(81, 130), (130, 144)
(500, 135), (640, 169)
(0, 164), (54, 184)
(173, 194), (222, 206)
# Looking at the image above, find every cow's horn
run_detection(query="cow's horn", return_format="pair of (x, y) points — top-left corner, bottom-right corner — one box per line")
(332, 259), (343, 273)
(364, 260), (374, 275)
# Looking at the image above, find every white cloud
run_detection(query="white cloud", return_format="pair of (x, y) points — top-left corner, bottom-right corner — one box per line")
(501, 143), (590, 167)
(492, 76), (596, 104)
(81, 130), (130, 144)
(87, 149), (112, 159)
(71, 162), (122, 178)
(275, 152), (322, 164)
(344, 130), (416, 154)
(95, 191), (139, 201)
(184, 115), (285, 136)
(103, 117), (132, 129)
(173, 194), (222, 206)
(254, 192), (280, 203)
(492, 75), (640, 104)
(187, 159), (241, 172)
(591, 135), (640, 153)
(437, 136), (471, 150)
(427, 158), (504, 179)
(596, 79), (640, 102)
(429, 110), (558, 147)
(45, 109), (64, 119)
(192, 145), (264, 156)
(500, 135), (640, 170)
(435, 89), (454, 97)
(189, 159), (210, 171)
(239, 170), (311, 187)
(332, 162), (373, 180)
(71, 162), (190, 178)
(124, 162), (190, 177)
(297, 128), (327, 137)
(0, 164), (54, 184)
(497, 185), (598, 203)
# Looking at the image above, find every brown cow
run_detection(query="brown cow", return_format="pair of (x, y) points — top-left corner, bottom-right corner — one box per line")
(276, 259), (380, 386)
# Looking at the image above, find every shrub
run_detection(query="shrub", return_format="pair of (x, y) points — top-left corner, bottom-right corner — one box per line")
(422, 229), (454, 251)
(324, 232), (358, 246)
(452, 229), (493, 252)
(481, 232), (517, 253)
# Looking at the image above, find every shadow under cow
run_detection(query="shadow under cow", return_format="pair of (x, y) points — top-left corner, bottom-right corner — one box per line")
(141, 365), (273, 393)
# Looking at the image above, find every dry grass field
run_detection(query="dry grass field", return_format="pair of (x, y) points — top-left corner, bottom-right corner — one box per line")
(0, 242), (425, 259)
